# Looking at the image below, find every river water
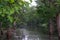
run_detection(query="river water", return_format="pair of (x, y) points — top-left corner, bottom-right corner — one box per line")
(11, 28), (58, 40)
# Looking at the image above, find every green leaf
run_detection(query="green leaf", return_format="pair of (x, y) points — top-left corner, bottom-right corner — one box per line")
(8, 16), (14, 23)
(0, 8), (2, 14)
(9, 8), (14, 15)
(30, 0), (32, 2)
(1, 14), (5, 17)
(9, 0), (14, 3)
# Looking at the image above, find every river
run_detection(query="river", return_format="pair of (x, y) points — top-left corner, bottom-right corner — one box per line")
(11, 28), (58, 40)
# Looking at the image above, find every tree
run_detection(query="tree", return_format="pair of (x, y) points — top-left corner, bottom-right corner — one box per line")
(0, 0), (32, 27)
(36, 0), (57, 40)
(0, 0), (32, 40)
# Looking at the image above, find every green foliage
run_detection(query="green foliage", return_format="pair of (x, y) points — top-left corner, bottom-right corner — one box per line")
(37, 0), (58, 19)
(0, 0), (30, 28)
(30, 0), (32, 2)
(35, 0), (59, 34)
(56, 0), (60, 4)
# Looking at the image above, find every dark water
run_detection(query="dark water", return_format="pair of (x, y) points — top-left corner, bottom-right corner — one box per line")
(0, 28), (58, 40)
(11, 28), (39, 40)
(12, 29), (48, 40)
(11, 28), (58, 40)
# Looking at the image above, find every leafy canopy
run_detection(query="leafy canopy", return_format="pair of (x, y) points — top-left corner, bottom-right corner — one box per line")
(0, 0), (32, 28)
(0, 0), (32, 23)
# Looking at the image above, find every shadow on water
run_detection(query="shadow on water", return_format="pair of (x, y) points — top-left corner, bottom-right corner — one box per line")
(11, 28), (58, 40)
(11, 28), (40, 40)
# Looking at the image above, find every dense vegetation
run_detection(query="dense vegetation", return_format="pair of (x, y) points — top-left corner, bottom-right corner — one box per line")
(1, 0), (60, 40)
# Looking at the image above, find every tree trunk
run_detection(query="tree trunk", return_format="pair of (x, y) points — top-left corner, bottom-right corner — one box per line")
(0, 22), (3, 40)
(56, 13), (60, 40)
(49, 18), (54, 40)
(7, 28), (12, 40)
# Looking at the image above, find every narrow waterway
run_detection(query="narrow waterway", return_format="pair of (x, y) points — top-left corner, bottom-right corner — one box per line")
(11, 28), (58, 40)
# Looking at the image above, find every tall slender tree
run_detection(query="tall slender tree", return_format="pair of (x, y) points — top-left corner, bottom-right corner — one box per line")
(56, 13), (60, 40)
(36, 0), (56, 40)
(49, 18), (54, 40)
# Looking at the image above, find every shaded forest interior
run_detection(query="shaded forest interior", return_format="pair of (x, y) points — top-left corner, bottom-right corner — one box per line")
(0, 0), (60, 40)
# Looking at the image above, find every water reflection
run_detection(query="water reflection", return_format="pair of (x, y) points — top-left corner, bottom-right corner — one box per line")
(22, 35), (28, 40)
(12, 28), (50, 40)
(22, 35), (40, 40)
